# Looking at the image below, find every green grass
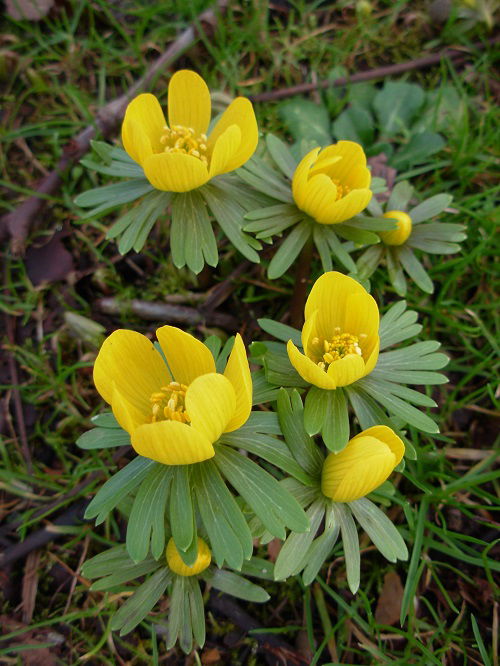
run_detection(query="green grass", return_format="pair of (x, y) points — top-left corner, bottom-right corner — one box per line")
(1, 0), (499, 663)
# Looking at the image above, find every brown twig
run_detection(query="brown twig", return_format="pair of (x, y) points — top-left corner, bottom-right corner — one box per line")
(95, 297), (238, 330)
(0, 1), (226, 254)
(248, 39), (499, 103)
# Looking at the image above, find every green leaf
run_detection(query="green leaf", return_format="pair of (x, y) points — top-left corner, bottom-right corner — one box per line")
(204, 569), (270, 603)
(113, 191), (170, 254)
(240, 556), (275, 581)
(201, 183), (261, 262)
(215, 445), (309, 537)
(126, 465), (172, 562)
(221, 430), (316, 486)
(313, 224), (333, 272)
(349, 498), (408, 562)
(237, 157), (293, 203)
(242, 410), (282, 435)
(334, 503), (360, 594)
(263, 346), (309, 388)
(409, 222), (466, 243)
(325, 230), (357, 272)
(408, 194), (453, 224)
(267, 220), (312, 279)
(356, 245), (384, 279)
(170, 190), (218, 273)
(302, 506), (339, 585)
(334, 224), (380, 246)
(166, 576), (190, 651)
(386, 180), (414, 212)
(379, 301), (423, 349)
(277, 388), (324, 477)
(91, 558), (159, 592)
(251, 369), (280, 404)
(258, 318), (302, 347)
(77, 427), (130, 450)
(170, 466), (195, 553)
(346, 385), (399, 431)
(332, 104), (374, 145)
(377, 341), (449, 370)
(406, 237), (461, 254)
(391, 131), (445, 170)
(304, 386), (329, 435)
(274, 499), (325, 579)
(386, 246), (407, 296)
(187, 577), (206, 649)
(396, 246), (434, 293)
(82, 545), (133, 579)
(373, 82), (425, 134)
(371, 367), (448, 385)
(80, 157), (144, 179)
(75, 179), (153, 219)
(85, 457), (156, 524)
(193, 460), (250, 569)
(111, 568), (171, 635)
(279, 99), (332, 146)
(322, 389), (350, 452)
(90, 412), (120, 428)
(347, 216), (396, 231)
(266, 134), (297, 179)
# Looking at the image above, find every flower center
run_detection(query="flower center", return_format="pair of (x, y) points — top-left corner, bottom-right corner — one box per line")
(159, 125), (208, 164)
(332, 179), (351, 201)
(311, 329), (365, 370)
(150, 381), (190, 424)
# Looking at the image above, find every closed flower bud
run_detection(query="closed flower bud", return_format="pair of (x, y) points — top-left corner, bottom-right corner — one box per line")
(321, 426), (405, 502)
(380, 210), (412, 246)
(166, 537), (211, 576)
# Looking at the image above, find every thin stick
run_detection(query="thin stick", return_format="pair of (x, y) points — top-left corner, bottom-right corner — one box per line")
(289, 236), (313, 329)
(248, 38), (499, 103)
(0, 1), (226, 253)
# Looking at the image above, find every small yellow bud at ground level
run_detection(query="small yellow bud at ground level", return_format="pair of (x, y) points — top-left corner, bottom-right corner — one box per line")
(380, 210), (413, 246)
(166, 537), (211, 576)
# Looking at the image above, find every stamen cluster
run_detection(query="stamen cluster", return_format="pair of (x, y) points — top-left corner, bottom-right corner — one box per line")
(312, 329), (363, 370)
(160, 124), (208, 164)
(332, 178), (351, 201)
(150, 381), (190, 423)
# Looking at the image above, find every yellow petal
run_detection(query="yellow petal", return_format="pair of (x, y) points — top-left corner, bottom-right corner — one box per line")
(185, 373), (236, 443)
(351, 426), (405, 466)
(313, 188), (372, 225)
(122, 93), (166, 156)
(132, 419), (215, 465)
(121, 118), (153, 166)
(321, 435), (398, 502)
(110, 381), (150, 434)
(380, 210), (413, 245)
(301, 310), (319, 358)
(166, 537), (211, 576)
(304, 272), (369, 341)
(93, 329), (170, 418)
(209, 124), (242, 178)
(317, 141), (368, 183)
(223, 334), (252, 432)
(208, 97), (259, 172)
(363, 338), (380, 377)
(298, 173), (342, 224)
(156, 326), (216, 386)
(327, 353), (366, 387)
(292, 147), (321, 209)
(343, 292), (380, 360)
(287, 340), (336, 390)
(142, 152), (209, 192)
(167, 70), (211, 136)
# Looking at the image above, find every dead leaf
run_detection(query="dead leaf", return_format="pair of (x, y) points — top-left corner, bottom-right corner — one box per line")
(267, 538), (282, 562)
(6, 0), (54, 21)
(201, 647), (222, 664)
(368, 153), (397, 197)
(375, 571), (404, 626)
(22, 550), (40, 624)
(25, 231), (74, 286)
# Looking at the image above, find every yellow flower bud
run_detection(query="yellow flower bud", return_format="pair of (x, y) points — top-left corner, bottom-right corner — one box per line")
(166, 537), (211, 576)
(380, 210), (412, 246)
(321, 426), (405, 502)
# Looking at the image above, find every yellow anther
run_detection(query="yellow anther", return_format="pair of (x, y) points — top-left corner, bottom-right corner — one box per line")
(315, 331), (364, 370)
(160, 125), (208, 164)
(323, 352), (334, 364)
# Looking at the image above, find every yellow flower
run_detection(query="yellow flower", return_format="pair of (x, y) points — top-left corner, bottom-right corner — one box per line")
(121, 70), (258, 193)
(380, 210), (413, 246)
(292, 141), (372, 224)
(321, 426), (405, 502)
(93, 326), (252, 465)
(287, 272), (379, 389)
(166, 537), (211, 576)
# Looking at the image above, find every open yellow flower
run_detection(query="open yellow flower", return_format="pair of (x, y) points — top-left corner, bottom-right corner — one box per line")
(166, 537), (211, 576)
(321, 426), (405, 502)
(93, 326), (252, 465)
(287, 272), (379, 389)
(121, 70), (258, 193)
(292, 141), (372, 224)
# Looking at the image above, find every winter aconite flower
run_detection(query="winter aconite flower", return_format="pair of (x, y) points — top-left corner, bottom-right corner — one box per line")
(292, 141), (372, 225)
(93, 326), (252, 465)
(287, 271), (379, 389)
(321, 426), (405, 502)
(380, 210), (412, 246)
(166, 537), (211, 576)
(122, 70), (258, 192)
